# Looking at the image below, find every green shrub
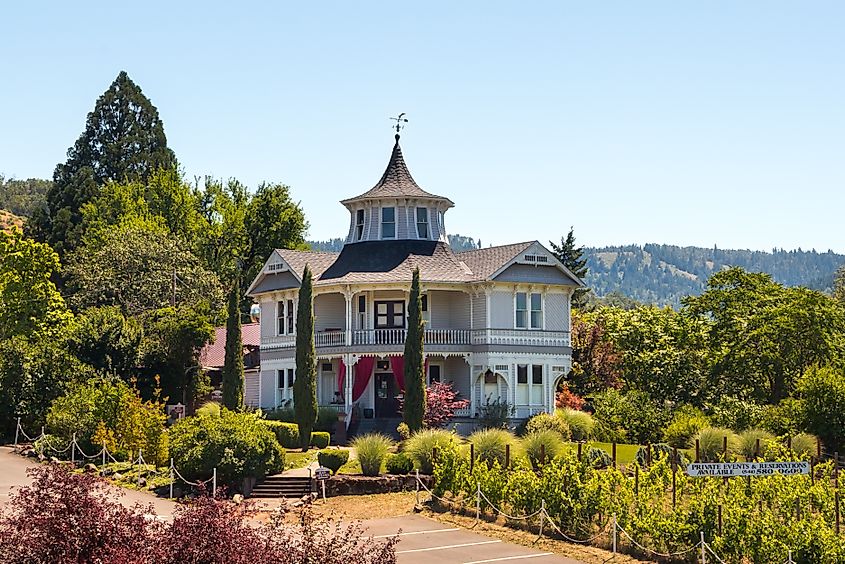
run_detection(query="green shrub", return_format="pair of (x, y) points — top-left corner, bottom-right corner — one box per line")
(195, 401), (221, 418)
(310, 431), (330, 449)
(707, 396), (765, 432)
(521, 430), (565, 469)
(385, 452), (414, 474)
(404, 429), (457, 474)
(663, 406), (709, 449)
(591, 389), (669, 444)
(317, 449), (349, 474)
(265, 421), (300, 449)
(525, 413), (571, 440)
(557, 408), (594, 441)
(351, 433), (394, 476)
(585, 446), (612, 469)
(264, 407), (296, 422)
(592, 419), (627, 443)
(759, 398), (804, 436)
(468, 428), (520, 467)
(738, 428), (775, 460)
(796, 365), (845, 451)
(169, 409), (284, 486)
(315, 408), (340, 433)
(478, 397), (514, 429)
(789, 433), (818, 460)
(695, 427), (739, 462)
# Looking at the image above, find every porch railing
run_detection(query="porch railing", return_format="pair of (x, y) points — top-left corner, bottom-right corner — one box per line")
(262, 328), (570, 349)
(351, 328), (472, 346)
(471, 329), (570, 348)
(315, 330), (345, 347)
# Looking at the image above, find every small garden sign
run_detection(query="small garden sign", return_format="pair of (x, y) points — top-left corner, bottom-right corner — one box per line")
(686, 461), (811, 477)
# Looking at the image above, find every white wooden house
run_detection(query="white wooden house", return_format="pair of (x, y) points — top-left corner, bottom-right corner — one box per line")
(246, 134), (584, 422)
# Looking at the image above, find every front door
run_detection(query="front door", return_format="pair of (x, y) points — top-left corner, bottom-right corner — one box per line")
(375, 372), (400, 417)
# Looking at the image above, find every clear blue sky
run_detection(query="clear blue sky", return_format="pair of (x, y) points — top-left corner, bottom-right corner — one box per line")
(2, 2), (843, 253)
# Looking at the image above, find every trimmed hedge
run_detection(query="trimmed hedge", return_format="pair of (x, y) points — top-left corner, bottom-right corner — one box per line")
(318, 449), (349, 474)
(310, 432), (330, 449)
(265, 421), (300, 449)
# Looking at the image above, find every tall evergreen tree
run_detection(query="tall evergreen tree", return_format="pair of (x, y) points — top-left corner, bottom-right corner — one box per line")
(550, 227), (589, 309)
(29, 71), (176, 256)
(403, 268), (426, 432)
(222, 276), (244, 410)
(293, 265), (317, 450)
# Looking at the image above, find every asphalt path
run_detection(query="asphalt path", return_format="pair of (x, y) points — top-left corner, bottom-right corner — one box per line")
(361, 515), (582, 564)
(0, 446), (177, 519)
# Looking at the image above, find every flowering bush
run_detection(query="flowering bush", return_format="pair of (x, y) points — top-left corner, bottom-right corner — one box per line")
(554, 382), (585, 410)
(417, 381), (469, 429)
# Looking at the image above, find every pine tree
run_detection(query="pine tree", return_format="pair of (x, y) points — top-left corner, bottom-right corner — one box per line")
(550, 227), (590, 309)
(403, 268), (426, 432)
(293, 265), (317, 450)
(29, 71), (176, 256)
(222, 276), (244, 410)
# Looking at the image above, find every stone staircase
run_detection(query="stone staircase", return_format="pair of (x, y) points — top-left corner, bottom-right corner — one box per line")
(249, 475), (313, 498)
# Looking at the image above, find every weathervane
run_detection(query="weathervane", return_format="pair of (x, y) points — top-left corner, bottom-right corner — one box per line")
(389, 112), (408, 135)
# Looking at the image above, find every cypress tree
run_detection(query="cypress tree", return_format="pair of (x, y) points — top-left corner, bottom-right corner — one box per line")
(222, 276), (244, 410)
(550, 227), (590, 309)
(293, 265), (317, 451)
(29, 71), (176, 255)
(403, 268), (426, 432)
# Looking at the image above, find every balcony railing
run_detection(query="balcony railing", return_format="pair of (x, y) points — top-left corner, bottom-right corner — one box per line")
(261, 328), (570, 349)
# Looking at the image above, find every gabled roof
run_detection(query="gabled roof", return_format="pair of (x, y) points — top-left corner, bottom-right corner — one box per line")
(199, 322), (261, 369)
(276, 249), (339, 281)
(341, 135), (454, 206)
(457, 242), (535, 280)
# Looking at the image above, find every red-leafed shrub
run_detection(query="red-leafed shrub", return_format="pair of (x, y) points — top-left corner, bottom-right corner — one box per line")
(423, 381), (470, 429)
(555, 383), (585, 411)
(0, 464), (159, 564)
(0, 464), (399, 564)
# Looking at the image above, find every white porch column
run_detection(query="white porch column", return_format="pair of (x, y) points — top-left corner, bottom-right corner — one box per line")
(345, 354), (356, 415)
(344, 290), (353, 346)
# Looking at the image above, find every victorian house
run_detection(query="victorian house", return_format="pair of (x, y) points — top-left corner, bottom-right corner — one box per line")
(246, 134), (584, 425)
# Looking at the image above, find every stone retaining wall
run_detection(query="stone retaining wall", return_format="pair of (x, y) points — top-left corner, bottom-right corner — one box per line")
(322, 474), (432, 497)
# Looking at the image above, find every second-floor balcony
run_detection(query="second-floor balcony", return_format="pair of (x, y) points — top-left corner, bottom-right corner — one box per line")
(261, 328), (570, 350)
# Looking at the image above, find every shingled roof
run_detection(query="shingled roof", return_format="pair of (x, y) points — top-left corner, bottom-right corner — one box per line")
(456, 242), (535, 280)
(341, 135), (454, 206)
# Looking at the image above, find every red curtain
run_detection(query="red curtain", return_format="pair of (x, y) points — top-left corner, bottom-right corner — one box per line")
(352, 356), (375, 402)
(389, 355), (405, 391)
(336, 360), (346, 401)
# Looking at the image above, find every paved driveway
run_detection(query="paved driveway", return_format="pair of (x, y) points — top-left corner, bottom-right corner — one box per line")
(0, 446), (177, 519)
(361, 514), (582, 564)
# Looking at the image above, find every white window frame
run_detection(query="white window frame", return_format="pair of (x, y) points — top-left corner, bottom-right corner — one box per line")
(416, 207), (429, 239)
(277, 300), (285, 336)
(427, 361), (443, 386)
(355, 209), (365, 241)
(381, 206), (396, 239)
(514, 291), (543, 330)
(277, 299), (296, 336)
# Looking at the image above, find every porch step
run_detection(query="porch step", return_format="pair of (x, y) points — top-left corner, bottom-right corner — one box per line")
(250, 476), (313, 498)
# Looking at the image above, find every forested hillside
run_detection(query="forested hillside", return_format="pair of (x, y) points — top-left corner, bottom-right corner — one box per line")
(584, 244), (845, 307)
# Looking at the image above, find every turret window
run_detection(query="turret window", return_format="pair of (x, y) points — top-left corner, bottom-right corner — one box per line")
(416, 207), (429, 239)
(356, 209), (365, 241)
(381, 207), (396, 239)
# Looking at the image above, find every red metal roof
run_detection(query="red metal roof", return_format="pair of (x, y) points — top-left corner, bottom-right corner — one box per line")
(199, 322), (261, 369)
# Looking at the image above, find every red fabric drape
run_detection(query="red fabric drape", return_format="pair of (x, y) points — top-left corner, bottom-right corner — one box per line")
(336, 360), (346, 401)
(389, 355), (405, 392)
(352, 357), (375, 402)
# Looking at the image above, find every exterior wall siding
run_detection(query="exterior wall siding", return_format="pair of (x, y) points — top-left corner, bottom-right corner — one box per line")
(544, 293), (569, 332)
(260, 299), (276, 338)
(490, 291), (513, 328)
(471, 293), (486, 329)
(314, 293), (345, 332)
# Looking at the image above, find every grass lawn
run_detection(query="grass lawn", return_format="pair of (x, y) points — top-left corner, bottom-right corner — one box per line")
(284, 449), (316, 471)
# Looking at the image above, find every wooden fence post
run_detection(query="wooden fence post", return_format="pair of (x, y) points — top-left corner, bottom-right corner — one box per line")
(635, 464), (639, 496)
(646, 443), (651, 466)
(817, 437), (822, 459)
(787, 435), (792, 452)
(718, 504), (722, 535)
(835, 491), (840, 535)
(470, 443), (474, 472)
(695, 439), (700, 463)
(612, 442), (617, 469)
(755, 438), (760, 460)
(672, 447), (678, 509)
(540, 444), (546, 466)
(505, 444), (510, 469)
(577, 441), (582, 461)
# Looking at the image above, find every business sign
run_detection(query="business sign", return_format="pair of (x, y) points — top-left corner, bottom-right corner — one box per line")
(686, 462), (810, 477)
(315, 466), (332, 481)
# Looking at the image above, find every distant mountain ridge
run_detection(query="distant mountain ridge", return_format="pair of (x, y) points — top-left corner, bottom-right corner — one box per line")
(305, 239), (845, 308)
(584, 243), (844, 307)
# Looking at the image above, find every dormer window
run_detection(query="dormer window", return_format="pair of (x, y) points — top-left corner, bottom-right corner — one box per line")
(355, 209), (365, 241)
(416, 207), (429, 239)
(381, 207), (396, 239)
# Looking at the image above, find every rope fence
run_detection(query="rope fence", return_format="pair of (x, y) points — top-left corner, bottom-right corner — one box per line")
(12, 418), (217, 498)
(415, 470), (729, 563)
